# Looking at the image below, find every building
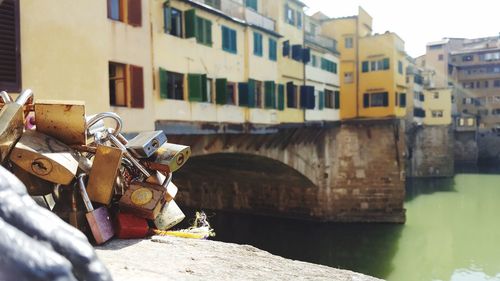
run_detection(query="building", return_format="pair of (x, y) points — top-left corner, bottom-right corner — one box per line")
(304, 13), (340, 122)
(316, 7), (407, 120)
(422, 88), (453, 125)
(405, 62), (425, 125)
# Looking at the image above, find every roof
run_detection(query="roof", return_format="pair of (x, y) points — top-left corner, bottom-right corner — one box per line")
(288, 0), (307, 8)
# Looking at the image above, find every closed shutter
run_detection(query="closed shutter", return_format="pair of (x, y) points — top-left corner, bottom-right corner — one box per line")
(383, 58), (390, 70)
(185, 9), (196, 38)
(334, 91), (340, 109)
(306, 86), (315, 109)
(264, 81), (275, 109)
(188, 74), (203, 102)
(215, 79), (227, 105)
(130, 65), (144, 108)
(205, 20), (212, 45)
(238, 83), (249, 107)
(248, 79), (256, 108)
(286, 82), (294, 108)
(283, 40), (290, 56)
(362, 61), (369, 72)
(300, 86), (307, 108)
(292, 45), (302, 61)
(128, 0), (142, 27)
(159, 68), (168, 99)
(277, 84), (285, 111)
(0, 0), (21, 92)
(382, 92), (389, 106)
(363, 94), (369, 108)
(318, 91), (324, 110)
(201, 74), (208, 102)
(399, 93), (406, 107)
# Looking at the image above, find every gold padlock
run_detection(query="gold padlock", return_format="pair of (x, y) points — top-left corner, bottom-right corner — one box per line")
(9, 130), (80, 185)
(140, 143), (191, 173)
(86, 145), (123, 205)
(34, 100), (86, 145)
(11, 164), (54, 196)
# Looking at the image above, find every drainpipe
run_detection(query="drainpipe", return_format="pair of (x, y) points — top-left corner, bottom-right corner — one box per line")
(355, 16), (360, 118)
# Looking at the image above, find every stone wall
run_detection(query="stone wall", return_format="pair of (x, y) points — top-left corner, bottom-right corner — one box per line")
(477, 131), (500, 163)
(454, 131), (478, 164)
(169, 119), (406, 223)
(406, 125), (454, 178)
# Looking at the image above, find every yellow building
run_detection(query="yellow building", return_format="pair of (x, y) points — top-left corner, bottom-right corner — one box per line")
(319, 7), (407, 120)
(423, 88), (452, 125)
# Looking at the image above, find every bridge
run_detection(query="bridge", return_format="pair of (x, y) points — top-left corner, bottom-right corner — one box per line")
(159, 118), (406, 223)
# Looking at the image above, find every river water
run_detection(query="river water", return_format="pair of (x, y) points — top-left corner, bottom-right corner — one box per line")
(203, 167), (500, 281)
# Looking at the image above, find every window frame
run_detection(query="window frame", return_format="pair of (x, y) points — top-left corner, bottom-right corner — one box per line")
(345, 37), (353, 48)
(269, 38), (277, 61)
(164, 6), (183, 37)
(109, 62), (128, 107)
(222, 25), (237, 54)
(253, 32), (263, 57)
(0, 0), (21, 92)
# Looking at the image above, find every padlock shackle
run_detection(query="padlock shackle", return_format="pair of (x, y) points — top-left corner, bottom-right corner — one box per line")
(15, 89), (33, 105)
(162, 172), (173, 188)
(77, 174), (94, 212)
(0, 91), (12, 103)
(86, 112), (123, 136)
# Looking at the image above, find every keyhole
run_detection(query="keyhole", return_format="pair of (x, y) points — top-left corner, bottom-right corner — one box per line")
(31, 158), (53, 176)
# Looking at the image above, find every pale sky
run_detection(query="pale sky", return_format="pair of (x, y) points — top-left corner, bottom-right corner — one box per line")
(302, 0), (500, 58)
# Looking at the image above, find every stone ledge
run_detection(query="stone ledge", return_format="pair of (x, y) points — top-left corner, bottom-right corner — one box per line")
(96, 238), (382, 281)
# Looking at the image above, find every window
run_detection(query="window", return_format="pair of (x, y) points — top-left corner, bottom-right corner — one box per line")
(109, 62), (144, 108)
(296, 10), (302, 29)
(344, 72), (353, 84)
(362, 61), (369, 73)
(312, 55), (318, 67)
(283, 40), (290, 57)
(383, 58), (390, 70)
(285, 5), (295, 25)
(398, 61), (403, 74)
(485, 80), (489, 88)
(206, 78), (213, 102)
(255, 80), (263, 107)
(321, 58), (337, 73)
(462, 55), (473, 62)
(269, 38), (277, 61)
(164, 6), (183, 37)
(433, 92), (439, 99)
(494, 80), (500, 88)
(253, 32), (263, 56)
(159, 69), (184, 100)
(0, 0), (21, 92)
(367, 58), (390, 72)
(286, 82), (298, 108)
(107, 0), (142, 26)
(222, 26), (237, 53)
(492, 109), (500, 115)
(245, 0), (257, 11)
(438, 54), (444, 61)
(226, 82), (236, 105)
(414, 108), (426, 118)
(109, 62), (127, 107)
(325, 89), (334, 108)
(399, 93), (406, 108)
(431, 110), (443, 118)
(310, 23), (317, 35)
(363, 92), (388, 107)
(345, 37), (353, 48)
(197, 17), (212, 45)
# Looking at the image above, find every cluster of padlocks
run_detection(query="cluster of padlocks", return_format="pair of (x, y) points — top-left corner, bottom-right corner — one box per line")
(0, 89), (191, 245)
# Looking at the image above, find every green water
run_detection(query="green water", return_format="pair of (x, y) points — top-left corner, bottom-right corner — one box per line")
(207, 171), (500, 281)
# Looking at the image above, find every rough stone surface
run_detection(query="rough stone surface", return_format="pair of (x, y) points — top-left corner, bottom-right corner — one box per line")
(170, 119), (406, 223)
(96, 237), (382, 281)
(406, 125), (454, 178)
(477, 131), (500, 163)
(454, 131), (478, 164)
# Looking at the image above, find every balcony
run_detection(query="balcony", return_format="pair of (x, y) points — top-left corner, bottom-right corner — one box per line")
(192, 0), (275, 31)
(305, 33), (338, 53)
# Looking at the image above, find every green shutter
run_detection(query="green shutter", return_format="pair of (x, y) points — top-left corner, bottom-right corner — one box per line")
(318, 91), (324, 109)
(201, 74), (208, 102)
(334, 91), (340, 109)
(159, 68), (168, 99)
(216, 78), (227, 105)
(196, 17), (203, 43)
(383, 58), (390, 70)
(278, 84), (285, 111)
(264, 81), (275, 109)
(248, 79), (256, 108)
(206, 20), (212, 45)
(188, 74), (203, 102)
(185, 9), (196, 38)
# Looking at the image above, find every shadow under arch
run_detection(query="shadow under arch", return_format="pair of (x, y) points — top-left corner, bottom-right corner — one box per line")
(174, 153), (318, 220)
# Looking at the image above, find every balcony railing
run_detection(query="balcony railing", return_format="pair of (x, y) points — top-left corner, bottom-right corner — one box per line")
(193, 0), (275, 31)
(305, 32), (338, 53)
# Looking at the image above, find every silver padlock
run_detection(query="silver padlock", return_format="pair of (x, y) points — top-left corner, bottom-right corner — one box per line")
(107, 129), (151, 179)
(126, 131), (167, 159)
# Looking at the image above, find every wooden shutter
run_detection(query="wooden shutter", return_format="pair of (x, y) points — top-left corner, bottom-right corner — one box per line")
(215, 79), (227, 105)
(278, 84), (285, 111)
(238, 83), (249, 107)
(0, 0), (21, 92)
(334, 91), (340, 109)
(205, 20), (212, 45)
(292, 45), (302, 61)
(201, 74), (207, 102)
(302, 48), (311, 64)
(264, 81), (275, 109)
(300, 86), (307, 108)
(247, 79), (256, 108)
(188, 74), (203, 102)
(159, 68), (168, 99)
(383, 58), (390, 70)
(128, 0), (142, 27)
(185, 9), (196, 38)
(318, 91), (324, 110)
(286, 82), (294, 108)
(363, 94), (369, 108)
(130, 65), (144, 108)
(283, 40), (290, 56)
(163, 5), (171, 33)
(306, 86), (315, 109)
(400, 93), (406, 107)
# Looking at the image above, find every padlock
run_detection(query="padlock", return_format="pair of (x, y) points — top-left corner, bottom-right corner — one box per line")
(140, 143), (191, 173)
(0, 89), (33, 163)
(119, 181), (167, 220)
(69, 186), (85, 230)
(154, 199), (185, 231)
(108, 130), (151, 178)
(125, 131), (167, 158)
(0, 90), (13, 104)
(11, 164), (54, 196)
(77, 174), (114, 245)
(34, 100), (86, 145)
(146, 172), (177, 202)
(85, 145), (123, 205)
(9, 130), (80, 185)
(114, 212), (150, 239)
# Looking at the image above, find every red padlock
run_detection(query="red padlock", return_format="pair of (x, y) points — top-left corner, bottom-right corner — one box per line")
(114, 212), (149, 239)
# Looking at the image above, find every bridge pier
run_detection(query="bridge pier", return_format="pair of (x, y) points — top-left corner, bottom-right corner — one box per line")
(159, 118), (406, 223)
